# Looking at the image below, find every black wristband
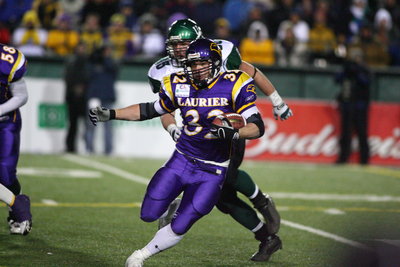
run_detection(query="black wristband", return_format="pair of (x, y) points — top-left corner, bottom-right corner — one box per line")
(252, 67), (258, 78)
(109, 109), (116, 120)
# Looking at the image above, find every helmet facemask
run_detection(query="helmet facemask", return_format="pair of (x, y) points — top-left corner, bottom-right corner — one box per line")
(184, 39), (222, 89)
(185, 60), (214, 88)
(166, 39), (192, 67)
(166, 19), (203, 67)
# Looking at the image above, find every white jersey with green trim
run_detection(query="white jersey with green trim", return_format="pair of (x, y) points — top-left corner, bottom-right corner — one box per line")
(148, 39), (238, 93)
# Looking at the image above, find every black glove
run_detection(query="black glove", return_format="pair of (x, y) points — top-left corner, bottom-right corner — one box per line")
(210, 117), (240, 141)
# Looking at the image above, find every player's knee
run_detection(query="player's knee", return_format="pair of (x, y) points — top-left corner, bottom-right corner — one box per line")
(215, 201), (231, 214)
(170, 220), (190, 235)
(140, 211), (158, 222)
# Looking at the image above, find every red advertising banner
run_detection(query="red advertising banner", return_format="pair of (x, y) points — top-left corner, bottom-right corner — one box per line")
(245, 100), (400, 166)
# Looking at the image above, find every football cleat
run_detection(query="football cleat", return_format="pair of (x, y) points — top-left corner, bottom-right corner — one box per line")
(254, 194), (281, 235)
(9, 220), (32, 235)
(125, 250), (146, 267)
(251, 234), (282, 262)
(8, 194), (32, 235)
(158, 198), (181, 229)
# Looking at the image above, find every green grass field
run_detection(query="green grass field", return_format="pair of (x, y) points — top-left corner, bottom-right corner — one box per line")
(1, 154), (399, 267)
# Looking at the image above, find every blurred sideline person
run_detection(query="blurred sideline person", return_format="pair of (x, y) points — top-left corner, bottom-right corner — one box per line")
(0, 43), (32, 235)
(335, 47), (371, 165)
(85, 44), (118, 155)
(148, 19), (292, 261)
(89, 38), (266, 267)
(64, 42), (90, 153)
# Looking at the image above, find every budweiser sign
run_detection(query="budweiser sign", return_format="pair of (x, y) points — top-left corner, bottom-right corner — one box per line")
(245, 100), (400, 166)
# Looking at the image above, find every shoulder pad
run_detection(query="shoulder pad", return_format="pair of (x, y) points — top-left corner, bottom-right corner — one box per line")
(148, 56), (181, 82)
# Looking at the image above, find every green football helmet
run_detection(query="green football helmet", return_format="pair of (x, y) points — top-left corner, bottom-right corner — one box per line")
(166, 19), (203, 66)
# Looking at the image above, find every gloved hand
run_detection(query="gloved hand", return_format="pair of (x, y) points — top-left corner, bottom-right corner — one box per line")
(89, 106), (111, 126)
(273, 102), (293, 121)
(210, 117), (239, 141)
(167, 124), (181, 142)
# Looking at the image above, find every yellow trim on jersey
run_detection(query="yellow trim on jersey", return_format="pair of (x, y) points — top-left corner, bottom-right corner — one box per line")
(207, 73), (222, 89)
(237, 101), (255, 114)
(9, 195), (15, 207)
(160, 99), (173, 113)
(231, 72), (252, 110)
(163, 75), (175, 107)
(8, 51), (22, 83)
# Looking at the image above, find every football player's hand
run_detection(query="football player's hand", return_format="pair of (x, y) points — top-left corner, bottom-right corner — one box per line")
(210, 120), (239, 141)
(89, 106), (111, 126)
(0, 115), (9, 122)
(167, 124), (181, 142)
(273, 102), (293, 121)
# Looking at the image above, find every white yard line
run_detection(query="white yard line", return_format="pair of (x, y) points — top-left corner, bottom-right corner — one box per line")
(61, 155), (395, 251)
(19, 167), (102, 178)
(62, 154), (149, 185)
(282, 220), (372, 251)
(41, 199), (59, 206)
(270, 192), (400, 202)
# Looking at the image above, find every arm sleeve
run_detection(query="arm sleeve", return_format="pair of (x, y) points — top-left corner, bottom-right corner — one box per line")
(0, 78), (28, 116)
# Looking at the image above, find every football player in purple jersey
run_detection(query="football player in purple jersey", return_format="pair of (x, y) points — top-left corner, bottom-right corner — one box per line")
(0, 44), (32, 235)
(151, 19), (285, 261)
(89, 39), (267, 267)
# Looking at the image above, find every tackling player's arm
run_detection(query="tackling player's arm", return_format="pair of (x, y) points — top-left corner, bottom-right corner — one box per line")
(239, 61), (275, 96)
(239, 61), (293, 121)
(222, 42), (293, 121)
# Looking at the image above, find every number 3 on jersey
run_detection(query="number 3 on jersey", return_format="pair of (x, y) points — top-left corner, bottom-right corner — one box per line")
(184, 109), (224, 139)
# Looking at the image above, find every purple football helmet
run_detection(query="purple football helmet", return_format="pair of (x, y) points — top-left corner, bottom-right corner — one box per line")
(184, 38), (222, 88)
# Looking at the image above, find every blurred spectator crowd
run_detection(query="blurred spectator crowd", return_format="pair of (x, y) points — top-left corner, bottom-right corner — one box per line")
(0, 0), (399, 68)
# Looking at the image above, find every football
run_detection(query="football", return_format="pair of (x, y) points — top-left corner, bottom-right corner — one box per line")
(212, 113), (246, 129)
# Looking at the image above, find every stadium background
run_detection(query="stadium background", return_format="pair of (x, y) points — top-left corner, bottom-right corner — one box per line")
(1, 0), (399, 166)
(1, 1), (400, 266)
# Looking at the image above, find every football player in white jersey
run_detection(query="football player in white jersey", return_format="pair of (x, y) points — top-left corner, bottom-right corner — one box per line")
(148, 19), (292, 261)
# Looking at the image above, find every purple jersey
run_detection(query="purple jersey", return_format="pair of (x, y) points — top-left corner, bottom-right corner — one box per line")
(158, 70), (259, 163)
(0, 44), (26, 187)
(0, 44), (27, 107)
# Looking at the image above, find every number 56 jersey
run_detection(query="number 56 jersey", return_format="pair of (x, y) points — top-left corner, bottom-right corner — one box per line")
(158, 70), (260, 164)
